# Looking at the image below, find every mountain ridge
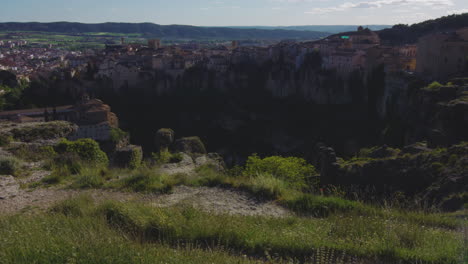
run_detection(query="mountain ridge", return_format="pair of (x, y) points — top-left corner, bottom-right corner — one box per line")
(0, 22), (330, 40)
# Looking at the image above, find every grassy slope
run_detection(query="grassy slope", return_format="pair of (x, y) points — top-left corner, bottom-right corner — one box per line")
(4, 142), (466, 264)
(0, 214), (264, 264)
(0, 196), (464, 264)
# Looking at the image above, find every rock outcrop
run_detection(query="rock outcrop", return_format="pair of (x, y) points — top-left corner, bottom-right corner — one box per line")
(112, 145), (143, 169)
(155, 128), (175, 152)
(173, 136), (207, 154)
(316, 144), (340, 185)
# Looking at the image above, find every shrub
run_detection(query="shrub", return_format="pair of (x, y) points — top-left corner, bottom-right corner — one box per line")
(10, 145), (57, 162)
(193, 164), (227, 186)
(50, 152), (83, 175)
(243, 172), (288, 199)
(72, 168), (105, 189)
(283, 193), (367, 217)
(152, 150), (183, 165)
(128, 147), (142, 169)
(55, 138), (108, 165)
(358, 146), (400, 159)
(0, 156), (22, 176)
(111, 168), (177, 194)
(41, 169), (67, 185)
(424, 81), (442, 91)
(243, 154), (316, 189)
(0, 133), (13, 147)
(10, 121), (75, 142)
(109, 128), (129, 144)
(49, 195), (94, 217)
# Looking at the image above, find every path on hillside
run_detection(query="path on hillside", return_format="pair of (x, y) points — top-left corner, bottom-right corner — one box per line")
(0, 174), (290, 217)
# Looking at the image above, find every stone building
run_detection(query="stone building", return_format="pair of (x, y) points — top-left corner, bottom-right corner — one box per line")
(0, 97), (119, 142)
(68, 98), (119, 141)
(416, 29), (468, 80)
(148, 39), (161, 50)
(322, 50), (366, 74)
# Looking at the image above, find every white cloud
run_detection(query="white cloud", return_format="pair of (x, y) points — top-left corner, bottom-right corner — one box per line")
(305, 0), (454, 14)
(446, 8), (468, 14)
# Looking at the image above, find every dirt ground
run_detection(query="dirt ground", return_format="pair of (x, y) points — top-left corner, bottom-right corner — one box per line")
(0, 173), (290, 217)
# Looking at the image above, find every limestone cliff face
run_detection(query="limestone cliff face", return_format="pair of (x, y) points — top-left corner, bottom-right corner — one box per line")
(379, 75), (468, 146)
(264, 69), (354, 104)
(331, 143), (468, 211)
(99, 57), (358, 106)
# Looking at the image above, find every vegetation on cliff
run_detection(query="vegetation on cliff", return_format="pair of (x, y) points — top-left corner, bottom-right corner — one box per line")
(378, 12), (468, 44)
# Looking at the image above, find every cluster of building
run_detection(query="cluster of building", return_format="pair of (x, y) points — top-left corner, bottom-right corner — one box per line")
(0, 40), (28, 49)
(417, 28), (468, 80)
(312, 27), (417, 75)
(93, 26), (467, 92)
(2, 26), (468, 86)
(94, 38), (273, 89)
(0, 40), (93, 79)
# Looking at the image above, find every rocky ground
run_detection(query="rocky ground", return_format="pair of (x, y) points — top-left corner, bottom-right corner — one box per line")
(0, 173), (290, 217)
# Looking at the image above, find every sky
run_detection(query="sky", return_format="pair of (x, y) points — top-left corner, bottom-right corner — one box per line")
(1, 0), (467, 26)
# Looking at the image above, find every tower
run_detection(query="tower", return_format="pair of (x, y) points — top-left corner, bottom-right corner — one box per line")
(148, 39), (161, 50)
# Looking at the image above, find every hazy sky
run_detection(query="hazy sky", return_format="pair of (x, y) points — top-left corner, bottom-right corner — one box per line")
(1, 0), (467, 26)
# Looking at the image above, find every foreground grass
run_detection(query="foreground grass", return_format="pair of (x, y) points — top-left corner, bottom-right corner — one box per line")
(99, 200), (465, 264)
(36, 164), (463, 231)
(1, 196), (463, 264)
(0, 206), (266, 263)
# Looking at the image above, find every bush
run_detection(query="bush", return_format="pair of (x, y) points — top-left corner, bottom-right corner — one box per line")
(0, 156), (22, 176)
(243, 154), (316, 189)
(72, 168), (105, 189)
(109, 128), (129, 144)
(424, 81), (443, 91)
(152, 150), (183, 165)
(0, 133), (13, 147)
(55, 138), (108, 165)
(110, 168), (177, 194)
(41, 167), (70, 185)
(10, 145), (57, 162)
(10, 121), (75, 142)
(49, 195), (94, 217)
(283, 193), (367, 217)
(50, 152), (83, 175)
(193, 165), (227, 187)
(243, 172), (288, 199)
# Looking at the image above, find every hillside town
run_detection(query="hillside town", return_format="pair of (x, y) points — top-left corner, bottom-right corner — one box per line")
(1, 26), (467, 87)
(0, 40), (93, 80)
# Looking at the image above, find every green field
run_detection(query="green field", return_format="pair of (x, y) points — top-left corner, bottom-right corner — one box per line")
(0, 31), (146, 50)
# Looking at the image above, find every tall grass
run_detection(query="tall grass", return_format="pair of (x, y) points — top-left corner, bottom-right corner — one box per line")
(107, 167), (179, 194)
(59, 198), (468, 263)
(0, 210), (266, 263)
(0, 155), (23, 176)
(233, 172), (289, 199)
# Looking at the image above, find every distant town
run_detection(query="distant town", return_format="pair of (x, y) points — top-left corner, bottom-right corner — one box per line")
(1, 25), (467, 86)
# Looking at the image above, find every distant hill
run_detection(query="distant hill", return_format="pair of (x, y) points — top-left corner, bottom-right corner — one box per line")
(378, 13), (468, 44)
(227, 25), (391, 34)
(0, 22), (330, 40)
